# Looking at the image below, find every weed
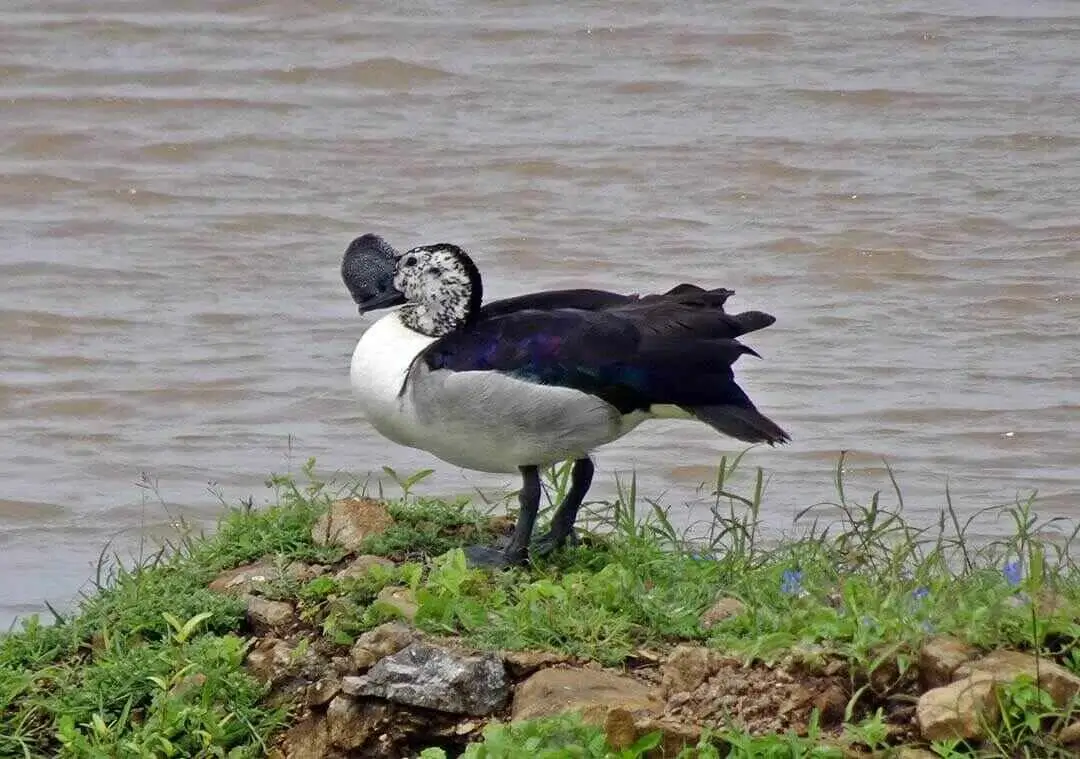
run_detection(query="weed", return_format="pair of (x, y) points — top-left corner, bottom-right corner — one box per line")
(418, 713), (845, 759)
(358, 496), (497, 561)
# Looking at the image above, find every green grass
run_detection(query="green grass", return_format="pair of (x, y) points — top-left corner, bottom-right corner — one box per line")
(418, 712), (845, 758)
(2, 454), (1080, 757)
(0, 464), (345, 758)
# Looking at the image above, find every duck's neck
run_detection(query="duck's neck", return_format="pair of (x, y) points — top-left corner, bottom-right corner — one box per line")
(398, 262), (483, 337)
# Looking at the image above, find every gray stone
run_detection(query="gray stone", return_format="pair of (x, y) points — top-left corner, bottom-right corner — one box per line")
(342, 642), (508, 716)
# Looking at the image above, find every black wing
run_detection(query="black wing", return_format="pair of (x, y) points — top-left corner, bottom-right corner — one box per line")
(421, 309), (760, 415)
(479, 289), (633, 318)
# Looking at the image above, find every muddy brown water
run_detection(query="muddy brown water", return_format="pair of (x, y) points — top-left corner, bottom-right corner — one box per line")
(2, 1), (1079, 627)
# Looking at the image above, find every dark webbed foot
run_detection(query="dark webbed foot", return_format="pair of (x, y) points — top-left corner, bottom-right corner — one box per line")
(532, 527), (581, 559)
(463, 544), (527, 569)
(465, 465), (542, 570)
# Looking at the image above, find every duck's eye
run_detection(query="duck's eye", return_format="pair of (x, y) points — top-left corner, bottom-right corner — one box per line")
(403, 255), (417, 267)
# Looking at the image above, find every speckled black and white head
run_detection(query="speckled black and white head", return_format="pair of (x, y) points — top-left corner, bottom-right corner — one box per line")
(394, 243), (483, 337)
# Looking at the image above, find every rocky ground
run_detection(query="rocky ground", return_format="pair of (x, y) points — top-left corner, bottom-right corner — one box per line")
(205, 497), (1080, 758)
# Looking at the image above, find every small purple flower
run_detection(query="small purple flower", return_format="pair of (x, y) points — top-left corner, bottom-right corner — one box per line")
(912, 586), (930, 602)
(781, 569), (804, 596)
(1003, 560), (1023, 587)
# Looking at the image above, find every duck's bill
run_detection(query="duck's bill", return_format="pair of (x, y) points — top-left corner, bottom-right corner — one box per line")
(356, 288), (406, 313)
(341, 233), (406, 314)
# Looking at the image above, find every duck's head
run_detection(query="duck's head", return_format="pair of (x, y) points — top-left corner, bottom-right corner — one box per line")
(341, 234), (407, 313)
(395, 243), (484, 337)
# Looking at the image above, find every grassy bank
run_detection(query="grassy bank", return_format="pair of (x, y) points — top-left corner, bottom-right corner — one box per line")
(2, 456), (1080, 758)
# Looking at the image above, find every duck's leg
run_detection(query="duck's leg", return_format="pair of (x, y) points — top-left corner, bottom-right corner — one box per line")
(533, 457), (594, 558)
(464, 465), (541, 569)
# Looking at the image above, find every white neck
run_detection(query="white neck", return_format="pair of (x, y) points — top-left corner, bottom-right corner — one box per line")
(397, 295), (470, 337)
(350, 313), (437, 443)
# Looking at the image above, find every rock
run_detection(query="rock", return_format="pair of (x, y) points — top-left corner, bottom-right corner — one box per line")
(343, 642), (508, 716)
(916, 674), (1000, 741)
(822, 658), (846, 677)
(513, 667), (661, 724)
(628, 648), (664, 665)
(604, 708), (701, 757)
(245, 636), (331, 703)
(778, 644), (831, 672)
(501, 649), (574, 679)
(897, 749), (939, 759)
(209, 560), (283, 595)
(246, 637), (297, 685)
(326, 695), (390, 750)
(312, 498), (393, 552)
(700, 596), (746, 629)
(350, 622), (418, 670)
(306, 676), (342, 708)
(661, 645), (721, 697)
(641, 719), (703, 758)
(330, 656), (354, 676)
(955, 649), (1080, 707)
(1059, 720), (1080, 747)
(919, 636), (977, 689)
(454, 720), (480, 736)
(334, 554), (396, 581)
(604, 707), (638, 750)
(867, 650), (906, 694)
(813, 683), (848, 722)
(284, 561), (321, 583)
(374, 586), (419, 621)
(275, 714), (332, 759)
(245, 595), (295, 631)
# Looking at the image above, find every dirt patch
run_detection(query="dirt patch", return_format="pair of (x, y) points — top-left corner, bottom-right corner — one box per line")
(665, 658), (849, 735)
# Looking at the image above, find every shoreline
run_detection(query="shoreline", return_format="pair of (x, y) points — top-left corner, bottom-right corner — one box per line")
(3, 459), (1079, 758)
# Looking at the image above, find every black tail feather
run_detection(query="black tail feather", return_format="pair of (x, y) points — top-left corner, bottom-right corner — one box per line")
(727, 310), (776, 336)
(659, 283), (735, 308)
(686, 404), (791, 446)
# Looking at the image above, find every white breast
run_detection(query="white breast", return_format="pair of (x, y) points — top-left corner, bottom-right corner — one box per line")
(349, 313), (436, 447)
